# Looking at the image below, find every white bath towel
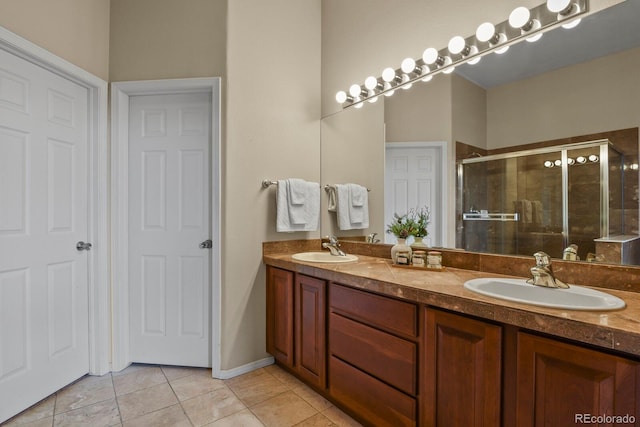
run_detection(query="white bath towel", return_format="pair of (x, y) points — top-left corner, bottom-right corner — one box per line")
(326, 185), (338, 212)
(335, 183), (369, 230)
(276, 179), (320, 232)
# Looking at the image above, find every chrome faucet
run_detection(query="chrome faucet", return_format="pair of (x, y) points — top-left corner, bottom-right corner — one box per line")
(322, 235), (346, 256)
(366, 233), (380, 244)
(526, 251), (569, 289)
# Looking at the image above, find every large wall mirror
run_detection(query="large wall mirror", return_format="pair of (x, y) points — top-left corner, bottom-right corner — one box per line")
(320, 0), (640, 265)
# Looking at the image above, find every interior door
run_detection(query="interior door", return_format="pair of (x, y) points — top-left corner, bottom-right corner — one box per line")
(128, 93), (211, 367)
(385, 144), (443, 246)
(0, 49), (90, 423)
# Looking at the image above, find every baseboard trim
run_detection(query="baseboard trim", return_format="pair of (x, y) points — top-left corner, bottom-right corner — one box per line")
(213, 356), (275, 379)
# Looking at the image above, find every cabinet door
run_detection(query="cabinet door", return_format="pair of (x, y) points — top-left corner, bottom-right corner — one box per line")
(295, 275), (326, 389)
(422, 308), (502, 427)
(266, 267), (294, 367)
(516, 332), (640, 427)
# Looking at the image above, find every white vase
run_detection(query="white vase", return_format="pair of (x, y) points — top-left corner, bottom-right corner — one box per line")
(412, 236), (428, 248)
(391, 238), (412, 264)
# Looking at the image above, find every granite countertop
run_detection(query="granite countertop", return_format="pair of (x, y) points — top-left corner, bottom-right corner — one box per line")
(263, 252), (640, 358)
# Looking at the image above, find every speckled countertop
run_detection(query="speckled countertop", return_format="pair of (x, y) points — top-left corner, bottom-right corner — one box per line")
(263, 250), (640, 359)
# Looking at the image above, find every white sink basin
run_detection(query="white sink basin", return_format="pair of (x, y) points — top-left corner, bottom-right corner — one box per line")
(464, 278), (625, 311)
(291, 252), (358, 263)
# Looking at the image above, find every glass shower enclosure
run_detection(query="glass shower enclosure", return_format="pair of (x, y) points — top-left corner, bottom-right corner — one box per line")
(457, 139), (623, 260)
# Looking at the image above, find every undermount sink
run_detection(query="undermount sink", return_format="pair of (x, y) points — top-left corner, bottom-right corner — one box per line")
(291, 252), (358, 263)
(464, 278), (625, 311)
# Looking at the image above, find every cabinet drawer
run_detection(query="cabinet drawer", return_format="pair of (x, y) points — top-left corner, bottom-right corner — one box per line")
(330, 356), (416, 427)
(330, 284), (418, 337)
(330, 313), (416, 395)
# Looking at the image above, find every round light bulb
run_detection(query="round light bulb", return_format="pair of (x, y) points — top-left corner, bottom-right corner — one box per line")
(335, 91), (347, 104)
(354, 97), (363, 109)
(476, 22), (495, 43)
(364, 76), (378, 90)
(448, 36), (466, 55)
(383, 82), (395, 97)
(466, 46), (481, 64)
(368, 94), (378, 103)
(589, 154), (599, 162)
(468, 56), (482, 65)
(544, 160), (554, 168)
(526, 33), (543, 42)
(382, 67), (397, 83)
(349, 84), (362, 97)
(509, 7), (531, 29)
(547, 0), (571, 13)
(554, 159), (562, 167)
(567, 158), (575, 165)
(401, 57), (416, 74)
(421, 75), (433, 82)
(400, 74), (412, 89)
(577, 156), (587, 164)
(562, 18), (581, 29)
(422, 48), (439, 65)
(443, 66), (456, 74)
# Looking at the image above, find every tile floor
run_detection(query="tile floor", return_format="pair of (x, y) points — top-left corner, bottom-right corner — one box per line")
(2, 364), (362, 427)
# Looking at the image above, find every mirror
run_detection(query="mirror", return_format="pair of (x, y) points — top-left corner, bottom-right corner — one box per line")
(320, 0), (640, 265)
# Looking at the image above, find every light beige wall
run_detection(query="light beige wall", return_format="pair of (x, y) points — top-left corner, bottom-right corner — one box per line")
(109, 0), (226, 82)
(0, 0), (110, 80)
(487, 47), (640, 149)
(224, 0), (321, 369)
(321, 102), (385, 238)
(452, 73), (487, 150)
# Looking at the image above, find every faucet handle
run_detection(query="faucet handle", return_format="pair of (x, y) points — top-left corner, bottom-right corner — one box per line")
(533, 251), (551, 267)
(325, 235), (339, 244)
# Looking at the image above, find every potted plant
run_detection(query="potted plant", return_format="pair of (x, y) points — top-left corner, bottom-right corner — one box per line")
(386, 213), (417, 264)
(408, 207), (430, 248)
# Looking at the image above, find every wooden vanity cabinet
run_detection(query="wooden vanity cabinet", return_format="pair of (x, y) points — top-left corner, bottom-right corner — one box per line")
(266, 266), (327, 389)
(266, 266), (294, 367)
(514, 332), (640, 427)
(422, 307), (502, 427)
(328, 283), (419, 427)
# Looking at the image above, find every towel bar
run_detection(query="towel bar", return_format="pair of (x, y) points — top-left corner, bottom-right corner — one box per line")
(262, 180), (278, 188)
(324, 184), (371, 192)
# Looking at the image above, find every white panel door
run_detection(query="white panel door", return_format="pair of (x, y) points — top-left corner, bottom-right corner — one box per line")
(129, 93), (211, 367)
(0, 49), (89, 423)
(385, 144), (443, 246)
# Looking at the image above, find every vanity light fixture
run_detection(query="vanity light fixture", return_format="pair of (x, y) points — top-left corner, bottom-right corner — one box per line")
(335, 0), (588, 108)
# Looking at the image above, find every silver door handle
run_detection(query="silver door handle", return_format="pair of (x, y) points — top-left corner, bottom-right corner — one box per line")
(199, 239), (213, 249)
(76, 241), (92, 251)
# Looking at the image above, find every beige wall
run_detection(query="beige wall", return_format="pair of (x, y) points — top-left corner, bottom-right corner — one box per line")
(0, 0), (110, 80)
(452, 73), (487, 150)
(109, 0), (226, 82)
(487, 46), (640, 149)
(224, 0), (321, 369)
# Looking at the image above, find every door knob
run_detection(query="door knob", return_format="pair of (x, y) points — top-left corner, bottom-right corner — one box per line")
(199, 239), (213, 249)
(76, 241), (92, 251)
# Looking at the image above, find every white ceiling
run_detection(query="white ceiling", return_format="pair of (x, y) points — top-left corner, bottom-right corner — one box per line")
(455, 0), (640, 88)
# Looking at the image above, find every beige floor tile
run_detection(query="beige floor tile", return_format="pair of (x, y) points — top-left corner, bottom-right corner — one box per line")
(250, 390), (317, 427)
(55, 374), (115, 413)
(264, 365), (304, 389)
(181, 386), (246, 426)
(293, 413), (337, 427)
(2, 395), (56, 426)
(4, 415), (55, 427)
(111, 363), (153, 377)
(170, 372), (227, 401)
(320, 407), (362, 427)
(292, 385), (333, 412)
(225, 369), (289, 407)
(161, 365), (211, 381)
(205, 409), (264, 427)
(121, 403), (191, 427)
(116, 382), (178, 421)
(112, 366), (166, 396)
(53, 398), (121, 427)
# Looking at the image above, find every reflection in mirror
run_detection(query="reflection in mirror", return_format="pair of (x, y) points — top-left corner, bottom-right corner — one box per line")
(320, 0), (640, 265)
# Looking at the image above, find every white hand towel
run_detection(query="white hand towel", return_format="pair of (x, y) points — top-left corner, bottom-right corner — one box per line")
(276, 179), (320, 232)
(348, 184), (367, 223)
(335, 184), (369, 230)
(326, 185), (337, 212)
(287, 178), (308, 224)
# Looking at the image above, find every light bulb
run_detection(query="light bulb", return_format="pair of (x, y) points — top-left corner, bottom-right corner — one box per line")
(354, 97), (363, 109)
(468, 56), (482, 65)
(544, 160), (554, 168)
(547, 0), (571, 13)
(562, 18), (581, 29)
(401, 57), (416, 74)
(554, 159), (562, 167)
(421, 75), (433, 82)
(466, 46), (481, 64)
(364, 76), (379, 90)
(383, 82), (395, 97)
(492, 33), (509, 54)
(509, 7), (531, 29)
(495, 45), (510, 54)
(476, 22), (496, 43)
(448, 36), (466, 55)
(422, 48), (439, 65)
(567, 158), (575, 165)
(349, 84), (362, 97)
(589, 154), (599, 162)
(335, 91), (347, 104)
(400, 74), (413, 89)
(443, 66), (456, 74)
(577, 156), (587, 164)
(526, 33), (543, 42)
(368, 94), (378, 103)
(382, 67), (397, 83)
